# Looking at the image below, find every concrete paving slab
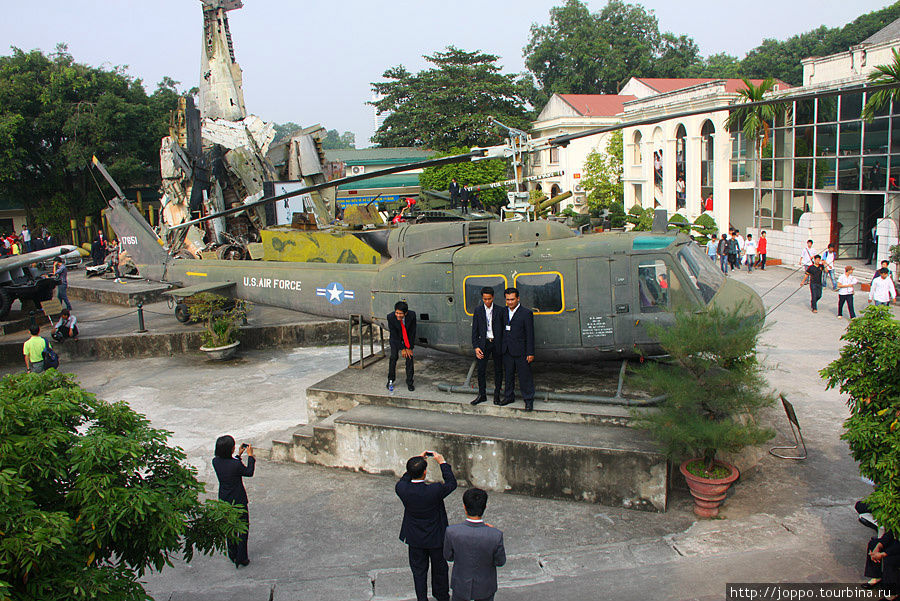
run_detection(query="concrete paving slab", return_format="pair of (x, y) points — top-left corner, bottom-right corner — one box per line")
(168, 582), (274, 601)
(337, 404), (658, 451)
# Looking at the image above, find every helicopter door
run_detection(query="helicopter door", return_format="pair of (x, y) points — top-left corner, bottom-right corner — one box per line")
(632, 255), (691, 348)
(577, 258), (614, 350)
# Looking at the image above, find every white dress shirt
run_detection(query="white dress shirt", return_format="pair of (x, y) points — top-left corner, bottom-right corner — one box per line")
(507, 305), (519, 323)
(837, 274), (858, 295)
(484, 304), (494, 341)
(870, 277), (897, 303)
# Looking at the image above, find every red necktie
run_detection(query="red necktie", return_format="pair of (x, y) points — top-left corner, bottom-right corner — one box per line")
(401, 320), (410, 349)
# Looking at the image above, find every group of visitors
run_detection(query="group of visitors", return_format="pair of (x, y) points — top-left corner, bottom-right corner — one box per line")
(448, 178), (482, 214)
(801, 239), (897, 315)
(1, 225), (55, 256)
(711, 229), (767, 274)
(387, 286), (536, 411)
(212, 440), (506, 601)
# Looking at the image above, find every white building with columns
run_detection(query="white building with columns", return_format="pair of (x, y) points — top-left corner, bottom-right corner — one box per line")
(620, 77), (789, 235)
(529, 93), (634, 211)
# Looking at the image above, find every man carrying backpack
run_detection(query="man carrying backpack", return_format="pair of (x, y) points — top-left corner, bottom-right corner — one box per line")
(23, 325), (47, 373)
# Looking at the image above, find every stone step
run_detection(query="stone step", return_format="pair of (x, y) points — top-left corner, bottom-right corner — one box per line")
(351, 404), (667, 509)
(276, 404), (668, 511)
(306, 361), (648, 428)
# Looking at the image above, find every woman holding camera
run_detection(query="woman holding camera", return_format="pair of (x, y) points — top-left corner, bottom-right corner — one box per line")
(213, 435), (255, 567)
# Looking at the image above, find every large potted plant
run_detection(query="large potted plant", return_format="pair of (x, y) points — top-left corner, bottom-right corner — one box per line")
(188, 293), (251, 360)
(632, 306), (775, 517)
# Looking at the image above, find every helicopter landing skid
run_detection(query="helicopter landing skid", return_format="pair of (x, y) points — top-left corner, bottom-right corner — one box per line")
(437, 358), (665, 407)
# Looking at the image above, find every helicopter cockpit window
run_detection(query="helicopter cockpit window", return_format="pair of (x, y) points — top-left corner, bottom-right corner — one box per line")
(514, 272), (564, 314)
(677, 244), (725, 304)
(463, 275), (508, 315)
(638, 259), (691, 312)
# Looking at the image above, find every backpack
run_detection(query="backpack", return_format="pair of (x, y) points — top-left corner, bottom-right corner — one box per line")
(42, 338), (59, 369)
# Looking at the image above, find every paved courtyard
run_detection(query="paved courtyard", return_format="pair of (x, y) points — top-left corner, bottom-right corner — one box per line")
(2, 264), (895, 601)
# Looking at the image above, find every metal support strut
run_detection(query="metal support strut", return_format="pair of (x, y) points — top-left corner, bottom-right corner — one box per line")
(436, 358), (665, 407)
(348, 314), (385, 369)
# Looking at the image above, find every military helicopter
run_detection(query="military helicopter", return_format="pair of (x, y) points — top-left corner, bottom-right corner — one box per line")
(96, 154), (762, 361)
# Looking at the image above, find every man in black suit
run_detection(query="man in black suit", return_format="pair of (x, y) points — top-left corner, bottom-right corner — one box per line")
(499, 287), (535, 411)
(459, 184), (470, 214)
(387, 300), (416, 391)
(396, 451), (458, 601)
(444, 488), (506, 601)
(470, 286), (504, 406)
(449, 178), (460, 210)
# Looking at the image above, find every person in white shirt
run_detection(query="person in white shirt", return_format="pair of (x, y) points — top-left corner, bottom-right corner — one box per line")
(20, 226), (31, 253)
(736, 232), (745, 263)
(744, 234), (757, 272)
(836, 265), (859, 319)
(705, 236), (717, 261)
(800, 240), (816, 285)
(869, 269), (897, 306)
(470, 287), (504, 406)
(822, 244), (837, 291)
(51, 308), (78, 341)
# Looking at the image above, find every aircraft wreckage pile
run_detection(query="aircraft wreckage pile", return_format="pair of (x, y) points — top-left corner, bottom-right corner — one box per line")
(158, 0), (344, 262)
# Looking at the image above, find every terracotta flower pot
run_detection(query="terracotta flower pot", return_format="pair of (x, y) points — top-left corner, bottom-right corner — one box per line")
(680, 459), (740, 518)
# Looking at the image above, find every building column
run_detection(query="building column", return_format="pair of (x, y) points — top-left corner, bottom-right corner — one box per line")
(664, 138), (677, 215)
(688, 135), (703, 221)
(714, 125), (731, 231)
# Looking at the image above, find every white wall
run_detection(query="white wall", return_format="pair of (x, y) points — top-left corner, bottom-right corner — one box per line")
(803, 40), (900, 86)
(747, 209), (831, 265)
(622, 110), (733, 234)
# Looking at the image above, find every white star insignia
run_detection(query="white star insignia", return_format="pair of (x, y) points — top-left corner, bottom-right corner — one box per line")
(327, 284), (343, 302)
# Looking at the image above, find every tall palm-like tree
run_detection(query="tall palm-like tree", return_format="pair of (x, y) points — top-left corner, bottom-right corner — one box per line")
(862, 48), (900, 121)
(725, 78), (787, 230)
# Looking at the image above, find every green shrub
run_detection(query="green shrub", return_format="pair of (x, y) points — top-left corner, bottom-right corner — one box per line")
(626, 205), (653, 231)
(667, 213), (691, 234)
(631, 306), (775, 474)
(821, 306), (900, 534)
(188, 293), (251, 348)
(693, 213), (719, 244)
(0, 371), (246, 600)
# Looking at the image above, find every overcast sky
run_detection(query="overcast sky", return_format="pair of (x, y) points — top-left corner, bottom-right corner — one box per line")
(1, 0), (892, 146)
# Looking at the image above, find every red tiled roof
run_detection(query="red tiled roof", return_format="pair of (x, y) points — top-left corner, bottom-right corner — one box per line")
(558, 94), (636, 116)
(633, 78), (792, 94)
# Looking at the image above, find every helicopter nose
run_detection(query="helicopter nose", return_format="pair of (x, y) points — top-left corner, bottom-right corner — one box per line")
(708, 277), (766, 322)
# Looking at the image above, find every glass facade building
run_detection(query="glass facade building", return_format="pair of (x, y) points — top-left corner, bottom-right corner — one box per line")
(734, 87), (899, 258)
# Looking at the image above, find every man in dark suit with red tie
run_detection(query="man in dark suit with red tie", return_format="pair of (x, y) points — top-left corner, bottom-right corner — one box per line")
(396, 451), (458, 601)
(387, 300), (417, 391)
(470, 287), (504, 406)
(498, 287), (535, 411)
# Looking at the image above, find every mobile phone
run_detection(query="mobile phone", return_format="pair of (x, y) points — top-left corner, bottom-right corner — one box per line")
(424, 451), (434, 457)
(240, 443), (249, 450)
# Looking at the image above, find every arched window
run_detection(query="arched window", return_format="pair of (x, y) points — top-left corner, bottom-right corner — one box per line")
(651, 127), (664, 195)
(675, 124), (687, 210)
(633, 130), (643, 165)
(700, 120), (715, 209)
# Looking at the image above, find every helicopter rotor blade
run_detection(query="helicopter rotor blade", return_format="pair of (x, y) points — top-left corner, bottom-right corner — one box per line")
(167, 149), (486, 231)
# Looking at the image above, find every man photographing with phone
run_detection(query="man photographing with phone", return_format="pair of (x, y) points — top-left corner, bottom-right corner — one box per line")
(396, 450), (457, 601)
